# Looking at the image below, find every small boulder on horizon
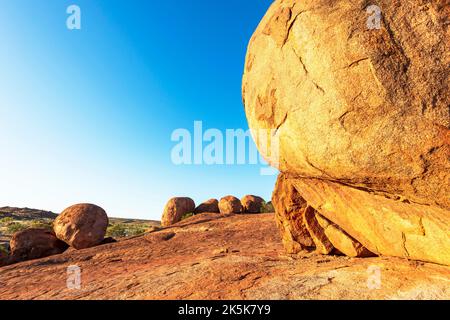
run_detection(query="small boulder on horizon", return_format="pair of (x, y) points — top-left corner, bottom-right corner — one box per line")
(241, 195), (265, 213)
(219, 196), (243, 214)
(194, 199), (219, 214)
(161, 197), (195, 227)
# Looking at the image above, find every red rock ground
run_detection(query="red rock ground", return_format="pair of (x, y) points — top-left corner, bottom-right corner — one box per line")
(0, 213), (449, 300)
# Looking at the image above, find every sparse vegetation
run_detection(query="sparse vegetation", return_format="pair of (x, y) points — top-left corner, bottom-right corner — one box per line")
(0, 217), (53, 236)
(0, 217), (14, 225)
(181, 212), (195, 221)
(260, 201), (275, 213)
(30, 220), (53, 231)
(6, 222), (28, 235)
(106, 223), (148, 238)
(0, 244), (8, 256)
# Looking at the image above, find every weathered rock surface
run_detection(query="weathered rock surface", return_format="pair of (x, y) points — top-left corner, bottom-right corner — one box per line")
(273, 173), (450, 265)
(194, 199), (219, 214)
(0, 213), (449, 300)
(161, 198), (195, 227)
(243, 0), (449, 209)
(53, 204), (109, 250)
(241, 195), (265, 213)
(244, 0), (450, 265)
(273, 175), (377, 258)
(293, 177), (450, 265)
(272, 174), (314, 253)
(315, 214), (375, 258)
(219, 196), (243, 214)
(7, 229), (68, 265)
(304, 207), (335, 255)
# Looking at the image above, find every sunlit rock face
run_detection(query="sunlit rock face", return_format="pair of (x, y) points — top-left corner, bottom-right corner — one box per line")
(243, 0), (449, 265)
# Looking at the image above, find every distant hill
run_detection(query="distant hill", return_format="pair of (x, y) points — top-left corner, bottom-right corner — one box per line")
(0, 207), (58, 220)
(0, 206), (159, 224)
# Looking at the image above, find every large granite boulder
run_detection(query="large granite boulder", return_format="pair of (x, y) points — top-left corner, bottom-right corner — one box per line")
(243, 0), (449, 265)
(54, 203), (109, 250)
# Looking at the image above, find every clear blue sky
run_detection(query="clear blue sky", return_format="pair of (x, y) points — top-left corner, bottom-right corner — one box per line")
(0, 0), (276, 219)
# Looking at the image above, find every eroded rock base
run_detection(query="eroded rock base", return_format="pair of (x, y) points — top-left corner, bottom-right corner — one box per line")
(273, 173), (450, 266)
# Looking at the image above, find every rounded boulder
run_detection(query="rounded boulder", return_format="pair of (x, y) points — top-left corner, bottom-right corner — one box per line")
(10, 228), (68, 262)
(194, 199), (220, 214)
(161, 197), (195, 227)
(242, 0), (449, 209)
(241, 195), (265, 213)
(53, 204), (109, 249)
(219, 196), (243, 214)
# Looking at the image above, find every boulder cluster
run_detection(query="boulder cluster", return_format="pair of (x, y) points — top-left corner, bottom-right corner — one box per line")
(161, 195), (267, 227)
(0, 196), (271, 266)
(243, 0), (449, 265)
(0, 203), (110, 267)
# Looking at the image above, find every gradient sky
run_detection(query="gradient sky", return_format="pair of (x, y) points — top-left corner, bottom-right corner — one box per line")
(0, 0), (277, 219)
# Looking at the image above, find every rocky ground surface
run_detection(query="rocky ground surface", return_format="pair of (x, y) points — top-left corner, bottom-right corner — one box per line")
(0, 213), (448, 300)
